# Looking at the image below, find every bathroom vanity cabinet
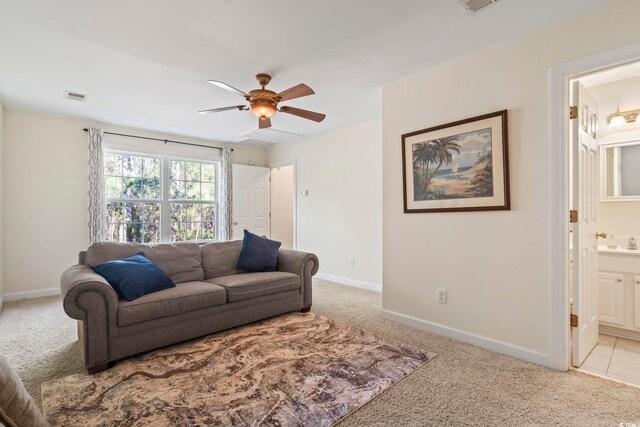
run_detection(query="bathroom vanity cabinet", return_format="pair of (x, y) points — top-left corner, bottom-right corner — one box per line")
(598, 247), (640, 339)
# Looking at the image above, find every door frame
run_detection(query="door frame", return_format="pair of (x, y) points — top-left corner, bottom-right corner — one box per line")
(548, 41), (640, 371)
(269, 159), (297, 249)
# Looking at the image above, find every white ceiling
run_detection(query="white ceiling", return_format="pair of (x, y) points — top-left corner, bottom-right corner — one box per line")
(0, 0), (611, 143)
(580, 60), (640, 88)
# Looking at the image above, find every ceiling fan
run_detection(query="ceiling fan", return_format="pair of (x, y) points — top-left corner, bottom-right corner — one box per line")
(198, 73), (326, 129)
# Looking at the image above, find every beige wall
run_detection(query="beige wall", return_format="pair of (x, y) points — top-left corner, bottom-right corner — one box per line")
(268, 119), (382, 288)
(588, 77), (640, 237)
(382, 0), (640, 362)
(2, 108), (268, 297)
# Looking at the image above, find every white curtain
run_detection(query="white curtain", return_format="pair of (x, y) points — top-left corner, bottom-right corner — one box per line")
(219, 147), (233, 241)
(87, 128), (106, 244)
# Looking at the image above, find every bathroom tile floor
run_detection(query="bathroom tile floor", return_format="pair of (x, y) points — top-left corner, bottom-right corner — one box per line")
(578, 334), (640, 387)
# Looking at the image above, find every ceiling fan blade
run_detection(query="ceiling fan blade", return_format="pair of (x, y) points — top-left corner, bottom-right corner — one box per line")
(280, 106), (326, 122)
(207, 80), (248, 97)
(198, 105), (247, 114)
(259, 117), (272, 129)
(277, 83), (315, 102)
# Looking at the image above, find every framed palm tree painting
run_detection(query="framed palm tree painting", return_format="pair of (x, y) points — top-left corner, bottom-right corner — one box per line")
(402, 110), (510, 213)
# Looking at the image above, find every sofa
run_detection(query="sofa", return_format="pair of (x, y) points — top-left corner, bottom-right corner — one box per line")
(60, 240), (319, 374)
(0, 354), (49, 427)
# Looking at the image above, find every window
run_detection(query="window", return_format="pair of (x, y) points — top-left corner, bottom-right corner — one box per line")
(169, 160), (216, 241)
(104, 151), (218, 243)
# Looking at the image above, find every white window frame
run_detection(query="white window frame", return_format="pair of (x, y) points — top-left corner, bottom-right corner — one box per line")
(105, 148), (221, 243)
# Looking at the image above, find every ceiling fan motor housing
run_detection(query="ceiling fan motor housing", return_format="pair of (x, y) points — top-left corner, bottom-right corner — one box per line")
(247, 92), (279, 119)
(247, 75), (280, 119)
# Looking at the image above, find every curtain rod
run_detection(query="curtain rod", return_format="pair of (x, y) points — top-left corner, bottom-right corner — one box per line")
(82, 128), (233, 151)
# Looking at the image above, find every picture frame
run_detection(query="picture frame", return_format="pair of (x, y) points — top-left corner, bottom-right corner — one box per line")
(401, 110), (510, 213)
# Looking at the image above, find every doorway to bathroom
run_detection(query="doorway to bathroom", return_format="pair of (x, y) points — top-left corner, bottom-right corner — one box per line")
(270, 161), (296, 250)
(567, 61), (640, 387)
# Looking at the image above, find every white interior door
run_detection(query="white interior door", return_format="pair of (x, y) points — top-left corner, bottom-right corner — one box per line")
(571, 81), (600, 367)
(232, 164), (270, 240)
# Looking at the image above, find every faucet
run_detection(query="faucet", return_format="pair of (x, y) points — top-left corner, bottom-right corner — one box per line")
(628, 236), (638, 250)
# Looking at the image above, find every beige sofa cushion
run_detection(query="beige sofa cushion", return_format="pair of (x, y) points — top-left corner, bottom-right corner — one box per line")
(86, 242), (204, 283)
(200, 240), (243, 279)
(117, 281), (227, 326)
(0, 354), (49, 427)
(206, 272), (300, 302)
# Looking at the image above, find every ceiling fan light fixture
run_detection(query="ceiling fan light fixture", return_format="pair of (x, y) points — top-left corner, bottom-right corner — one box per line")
(251, 101), (276, 119)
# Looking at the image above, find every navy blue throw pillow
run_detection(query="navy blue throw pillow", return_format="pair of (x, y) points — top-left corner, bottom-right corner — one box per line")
(91, 253), (175, 301)
(236, 230), (282, 272)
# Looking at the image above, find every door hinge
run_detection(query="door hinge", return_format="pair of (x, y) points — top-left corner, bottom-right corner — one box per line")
(569, 210), (578, 224)
(569, 105), (578, 120)
(570, 313), (579, 328)
(269, 212), (271, 218)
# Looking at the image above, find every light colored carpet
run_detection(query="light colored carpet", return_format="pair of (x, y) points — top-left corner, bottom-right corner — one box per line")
(41, 312), (434, 426)
(1, 279), (640, 426)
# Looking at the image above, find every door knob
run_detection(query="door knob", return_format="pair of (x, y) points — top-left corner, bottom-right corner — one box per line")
(233, 222), (238, 226)
(595, 232), (608, 239)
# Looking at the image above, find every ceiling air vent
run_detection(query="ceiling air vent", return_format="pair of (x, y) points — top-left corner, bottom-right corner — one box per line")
(64, 90), (87, 102)
(239, 128), (305, 145)
(458, 0), (499, 13)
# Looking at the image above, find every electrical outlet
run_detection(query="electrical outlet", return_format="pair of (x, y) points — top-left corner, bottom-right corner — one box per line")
(437, 288), (447, 304)
(348, 258), (355, 268)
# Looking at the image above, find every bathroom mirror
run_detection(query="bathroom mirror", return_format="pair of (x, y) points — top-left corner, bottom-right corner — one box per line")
(601, 140), (640, 201)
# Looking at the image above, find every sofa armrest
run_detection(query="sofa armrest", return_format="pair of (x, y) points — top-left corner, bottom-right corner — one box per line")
(277, 249), (319, 309)
(60, 265), (119, 320)
(60, 265), (119, 368)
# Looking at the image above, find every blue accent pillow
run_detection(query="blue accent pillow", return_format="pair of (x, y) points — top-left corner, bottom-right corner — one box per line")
(91, 253), (175, 301)
(236, 230), (282, 272)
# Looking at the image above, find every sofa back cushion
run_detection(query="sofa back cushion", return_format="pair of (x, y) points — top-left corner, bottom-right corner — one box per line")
(86, 242), (204, 283)
(201, 240), (243, 279)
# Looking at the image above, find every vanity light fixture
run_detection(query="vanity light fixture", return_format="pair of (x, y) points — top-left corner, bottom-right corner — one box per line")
(607, 106), (640, 128)
(608, 107), (627, 127)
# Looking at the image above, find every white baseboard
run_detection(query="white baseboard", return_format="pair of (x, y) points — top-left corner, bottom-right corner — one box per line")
(3, 287), (61, 302)
(381, 308), (550, 367)
(314, 273), (382, 293)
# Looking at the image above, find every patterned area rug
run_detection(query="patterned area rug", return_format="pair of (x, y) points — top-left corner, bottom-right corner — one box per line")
(41, 312), (435, 426)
